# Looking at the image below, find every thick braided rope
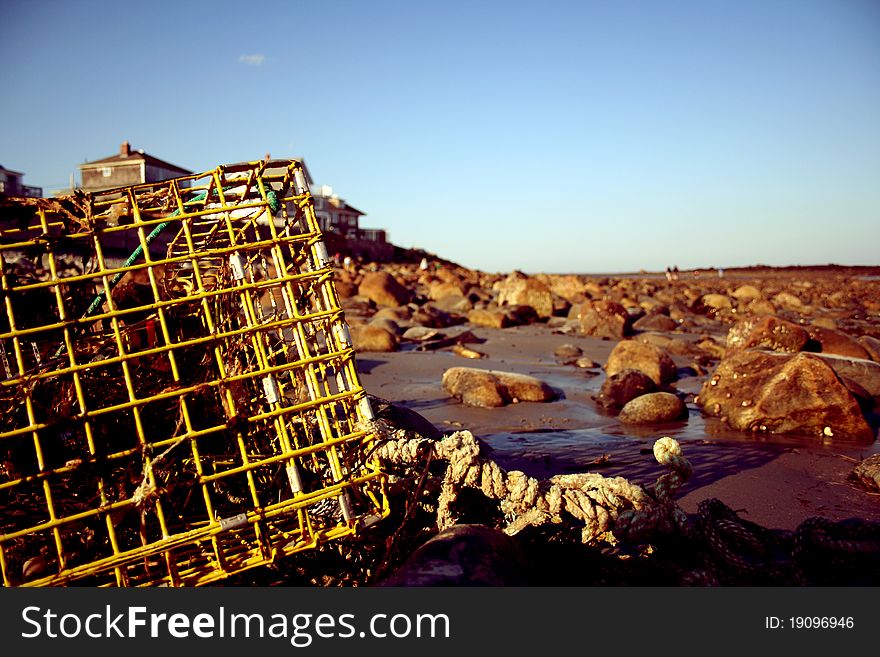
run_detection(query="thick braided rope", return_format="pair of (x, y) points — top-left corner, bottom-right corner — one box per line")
(375, 431), (692, 545)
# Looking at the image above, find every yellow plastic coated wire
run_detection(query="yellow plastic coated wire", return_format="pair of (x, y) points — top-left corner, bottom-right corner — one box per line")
(0, 160), (388, 587)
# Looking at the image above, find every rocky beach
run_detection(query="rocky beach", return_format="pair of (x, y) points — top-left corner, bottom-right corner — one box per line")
(296, 260), (880, 585)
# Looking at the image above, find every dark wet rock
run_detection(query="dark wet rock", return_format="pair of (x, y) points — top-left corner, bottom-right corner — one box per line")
(576, 300), (632, 340)
(378, 524), (529, 586)
(698, 351), (874, 441)
(618, 392), (687, 425)
(596, 369), (657, 410)
(368, 395), (442, 439)
(605, 339), (677, 386)
(858, 335), (880, 362)
(808, 326), (872, 360)
(632, 313), (677, 332)
(497, 272), (554, 318)
(442, 367), (556, 408)
(358, 271), (412, 307)
(849, 455), (880, 493)
(725, 316), (811, 355)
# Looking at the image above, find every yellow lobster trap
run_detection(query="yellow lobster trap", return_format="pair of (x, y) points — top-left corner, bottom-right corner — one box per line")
(0, 159), (388, 586)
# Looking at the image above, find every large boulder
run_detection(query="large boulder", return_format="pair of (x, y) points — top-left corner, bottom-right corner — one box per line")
(497, 272), (554, 318)
(731, 284), (763, 302)
(632, 313), (677, 332)
(725, 316), (811, 355)
(576, 300), (631, 340)
(358, 271), (412, 307)
(698, 351), (874, 441)
(596, 369), (657, 410)
(604, 340), (677, 386)
(442, 367), (556, 408)
(813, 353), (880, 398)
(618, 392), (687, 425)
(467, 308), (513, 329)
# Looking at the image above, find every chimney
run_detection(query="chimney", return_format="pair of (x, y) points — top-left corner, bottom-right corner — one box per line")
(120, 141), (131, 156)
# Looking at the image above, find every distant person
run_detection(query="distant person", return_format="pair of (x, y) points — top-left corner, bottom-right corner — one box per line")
(718, 268), (724, 278)
(343, 255), (353, 272)
(665, 266), (673, 282)
(419, 257), (429, 271)
(672, 266), (680, 281)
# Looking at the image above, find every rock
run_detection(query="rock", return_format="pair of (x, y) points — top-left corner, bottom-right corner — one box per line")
(772, 291), (806, 312)
(695, 337), (726, 359)
(368, 395), (442, 439)
(849, 455), (880, 493)
(858, 335), (880, 362)
(554, 343), (583, 364)
(810, 317), (838, 330)
(700, 293), (733, 311)
(813, 353), (880, 398)
(350, 324), (399, 352)
(433, 293), (473, 314)
(358, 271), (412, 307)
(632, 313), (677, 332)
(468, 308), (513, 329)
(442, 367), (556, 408)
(744, 299), (776, 316)
(698, 351), (874, 441)
(605, 340), (677, 386)
(731, 285), (762, 302)
(596, 369), (657, 410)
(618, 392), (687, 424)
(428, 281), (465, 301)
(412, 304), (464, 328)
(575, 357), (598, 369)
(725, 316), (811, 355)
(378, 524), (529, 586)
(402, 326), (441, 341)
(577, 300), (631, 340)
(808, 326), (872, 360)
(496, 272), (554, 318)
(368, 317), (402, 336)
(452, 344), (486, 359)
(636, 332), (696, 357)
(373, 306), (413, 322)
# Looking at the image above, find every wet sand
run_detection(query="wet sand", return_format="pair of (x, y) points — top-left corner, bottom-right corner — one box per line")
(357, 323), (880, 531)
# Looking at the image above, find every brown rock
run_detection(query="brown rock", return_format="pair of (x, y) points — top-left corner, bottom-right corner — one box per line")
(731, 285), (762, 302)
(808, 326), (871, 359)
(857, 335), (880, 362)
(442, 367), (556, 408)
(350, 324), (399, 352)
(605, 340), (677, 386)
(849, 455), (880, 493)
(618, 392), (687, 424)
(632, 313), (677, 332)
(468, 308), (513, 329)
(813, 353), (880, 398)
(577, 300), (631, 340)
(497, 272), (554, 318)
(698, 351), (873, 441)
(772, 291), (806, 312)
(744, 299), (776, 316)
(701, 293), (733, 311)
(358, 271), (412, 307)
(596, 369), (657, 410)
(725, 316), (811, 355)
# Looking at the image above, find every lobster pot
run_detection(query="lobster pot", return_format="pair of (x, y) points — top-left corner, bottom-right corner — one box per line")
(0, 159), (388, 586)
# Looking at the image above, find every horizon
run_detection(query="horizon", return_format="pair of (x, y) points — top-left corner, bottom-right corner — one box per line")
(2, 0), (879, 273)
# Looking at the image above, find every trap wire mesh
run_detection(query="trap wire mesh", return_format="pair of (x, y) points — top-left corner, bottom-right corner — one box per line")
(0, 159), (389, 586)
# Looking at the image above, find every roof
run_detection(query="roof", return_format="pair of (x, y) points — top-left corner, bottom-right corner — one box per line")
(0, 165), (23, 176)
(80, 150), (192, 175)
(342, 202), (365, 216)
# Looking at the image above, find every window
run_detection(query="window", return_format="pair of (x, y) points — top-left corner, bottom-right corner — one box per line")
(100, 167), (112, 177)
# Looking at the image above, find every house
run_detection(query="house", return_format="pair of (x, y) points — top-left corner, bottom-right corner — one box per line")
(311, 184), (386, 243)
(0, 165), (42, 198)
(78, 142), (192, 192)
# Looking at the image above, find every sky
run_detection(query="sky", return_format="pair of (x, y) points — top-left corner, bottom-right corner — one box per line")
(1, 0), (878, 274)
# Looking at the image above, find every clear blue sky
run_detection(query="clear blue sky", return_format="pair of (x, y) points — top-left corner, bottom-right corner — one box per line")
(2, 0), (878, 273)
